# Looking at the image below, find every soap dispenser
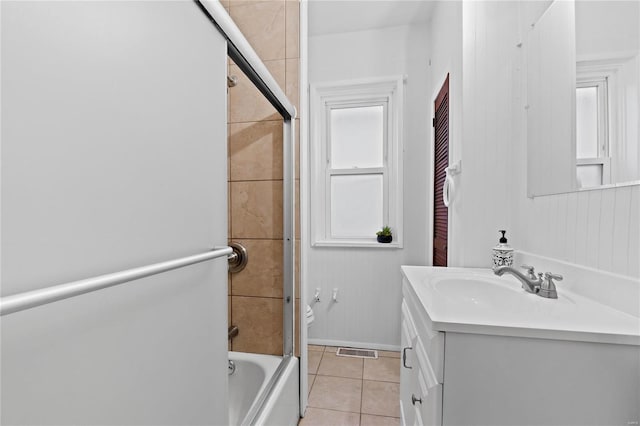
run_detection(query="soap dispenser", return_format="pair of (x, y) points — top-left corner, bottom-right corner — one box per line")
(492, 230), (514, 268)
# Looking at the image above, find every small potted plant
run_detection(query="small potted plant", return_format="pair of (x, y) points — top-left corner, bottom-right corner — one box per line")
(376, 226), (393, 243)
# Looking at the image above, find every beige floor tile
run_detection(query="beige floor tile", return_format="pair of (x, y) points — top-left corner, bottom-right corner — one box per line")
(360, 414), (400, 426)
(363, 357), (400, 383)
(308, 374), (316, 395)
(308, 376), (362, 413)
(308, 345), (325, 352)
(361, 380), (400, 418)
(308, 350), (322, 374)
(377, 350), (401, 359)
(317, 352), (363, 379)
(299, 408), (360, 426)
(324, 346), (339, 354)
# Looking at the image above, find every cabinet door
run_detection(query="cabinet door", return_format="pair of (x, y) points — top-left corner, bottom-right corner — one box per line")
(400, 302), (418, 425)
(415, 370), (442, 426)
(401, 298), (443, 426)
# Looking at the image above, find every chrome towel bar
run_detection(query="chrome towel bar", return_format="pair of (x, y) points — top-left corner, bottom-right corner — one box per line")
(0, 247), (233, 316)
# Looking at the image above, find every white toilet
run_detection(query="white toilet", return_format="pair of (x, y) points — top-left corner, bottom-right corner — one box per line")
(305, 305), (315, 328)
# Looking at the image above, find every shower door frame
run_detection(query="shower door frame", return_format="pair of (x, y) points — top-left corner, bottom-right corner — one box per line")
(194, 0), (297, 411)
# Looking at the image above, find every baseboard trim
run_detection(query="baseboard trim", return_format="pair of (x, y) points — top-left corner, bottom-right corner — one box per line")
(308, 338), (401, 352)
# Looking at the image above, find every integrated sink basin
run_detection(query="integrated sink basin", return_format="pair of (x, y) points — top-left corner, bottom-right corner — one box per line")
(432, 275), (524, 306)
(430, 273), (576, 311)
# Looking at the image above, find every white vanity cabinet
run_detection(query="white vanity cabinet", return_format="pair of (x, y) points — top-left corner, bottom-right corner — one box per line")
(400, 269), (640, 426)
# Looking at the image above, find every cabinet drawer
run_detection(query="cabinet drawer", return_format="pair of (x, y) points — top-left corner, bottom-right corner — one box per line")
(403, 292), (445, 383)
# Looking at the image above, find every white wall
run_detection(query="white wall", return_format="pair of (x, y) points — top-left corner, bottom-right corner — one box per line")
(452, 0), (639, 279)
(1, 2), (230, 424)
(307, 24), (430, 349)
(575, 0), (639, 59)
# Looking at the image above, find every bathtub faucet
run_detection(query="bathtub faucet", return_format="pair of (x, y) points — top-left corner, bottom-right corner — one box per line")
(228, 325), (239, 340)
(228, 360), (236, 375)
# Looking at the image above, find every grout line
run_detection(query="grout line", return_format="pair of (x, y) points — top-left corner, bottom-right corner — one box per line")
(228, 238), (286, 241)
(315, 373), (363, 380)
(229, 179), (285, 183)
(306, 406), (361, 415)
(361, 378), (400, 384)
(317, 350), (325, 376)
(229, 294), (285, 300)
(360, 357), (365, 417)
(228, 118), (284, 125)
(307, 374), (314, 397)
(359, 367), (364, 416)
(228, 238), (284, 241)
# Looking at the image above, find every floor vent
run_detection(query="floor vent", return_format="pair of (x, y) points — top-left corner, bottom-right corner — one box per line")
(336, 347), (378, 359)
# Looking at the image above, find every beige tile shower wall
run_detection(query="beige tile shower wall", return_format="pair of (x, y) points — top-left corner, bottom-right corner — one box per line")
(225, 0), (300, 356)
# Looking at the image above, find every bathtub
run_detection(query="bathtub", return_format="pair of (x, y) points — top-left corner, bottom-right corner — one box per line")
(228, 351), (299, 426)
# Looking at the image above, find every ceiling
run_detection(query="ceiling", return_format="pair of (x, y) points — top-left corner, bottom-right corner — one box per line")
(308, 0), (436, 37)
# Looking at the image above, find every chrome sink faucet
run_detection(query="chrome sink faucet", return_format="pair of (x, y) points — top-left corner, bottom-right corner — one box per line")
(493, 265), (563, 299)
(494, 265), (542, 294)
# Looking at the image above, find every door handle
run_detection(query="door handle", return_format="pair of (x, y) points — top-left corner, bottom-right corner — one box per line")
(443, 172), (454, 207)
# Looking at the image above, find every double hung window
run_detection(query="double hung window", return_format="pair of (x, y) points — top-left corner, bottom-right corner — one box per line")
(576, 77), (610, 188)
(310, 77), (403, 247)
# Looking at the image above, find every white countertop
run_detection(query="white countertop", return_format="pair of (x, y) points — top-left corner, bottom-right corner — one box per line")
(401, 266), (640, 346)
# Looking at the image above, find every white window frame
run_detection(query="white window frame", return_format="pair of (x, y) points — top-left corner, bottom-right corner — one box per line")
(310, 76), (403, 248)
(575, 56), (633, 188)
(576, 77), (611, 186)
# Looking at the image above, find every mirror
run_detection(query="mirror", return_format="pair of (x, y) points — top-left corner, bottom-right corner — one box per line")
(527, 0), (640, 197)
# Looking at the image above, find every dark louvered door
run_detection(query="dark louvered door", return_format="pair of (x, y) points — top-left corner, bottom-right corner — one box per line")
(433, 75), (449, 267)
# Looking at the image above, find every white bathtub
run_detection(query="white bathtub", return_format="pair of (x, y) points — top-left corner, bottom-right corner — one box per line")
(228, 352), (299, 426)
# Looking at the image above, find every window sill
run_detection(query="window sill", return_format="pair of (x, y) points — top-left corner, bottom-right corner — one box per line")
(313, 239), (403, 249)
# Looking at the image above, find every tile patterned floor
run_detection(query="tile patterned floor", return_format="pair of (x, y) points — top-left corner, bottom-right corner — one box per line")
(300, 345), (401, 426)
